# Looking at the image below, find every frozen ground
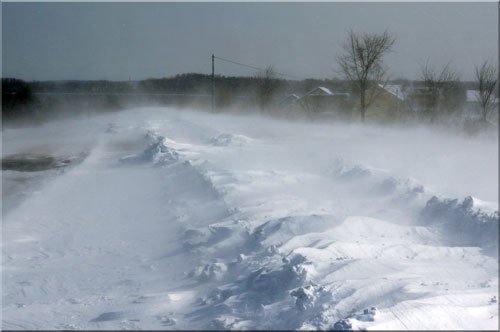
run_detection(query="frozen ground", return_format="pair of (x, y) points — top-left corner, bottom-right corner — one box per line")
(2, 107), (498, 330)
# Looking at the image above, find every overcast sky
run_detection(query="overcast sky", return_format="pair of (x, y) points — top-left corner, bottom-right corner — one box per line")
(2, 2), (498, 81)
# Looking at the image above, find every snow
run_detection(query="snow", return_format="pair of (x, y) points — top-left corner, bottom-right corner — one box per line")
(467, 90), (481, 103)
(209, 133), (252, 147)
(2, 107), (498, 330)
(316, 87), (333, 95)
(467, 89), (499, 104)
(379, 84), (405, 101)
(302, 86), (333, 97)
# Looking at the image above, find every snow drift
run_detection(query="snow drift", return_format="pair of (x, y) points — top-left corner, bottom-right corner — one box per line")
(2, 107), (497, 330)
(421, 195), (499, 252)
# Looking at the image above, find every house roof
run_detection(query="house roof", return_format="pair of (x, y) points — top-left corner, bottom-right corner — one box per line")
(295, 87), (331, 101)
(278, 93), (300, 104)
(317, 87), (333, 95)
(304, 86), (333, 96)
(294, 86), (350, 103)
(378, 84), (405, 101)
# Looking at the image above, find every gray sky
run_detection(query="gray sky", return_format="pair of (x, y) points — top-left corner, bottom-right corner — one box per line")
(2, 2), (498, 81)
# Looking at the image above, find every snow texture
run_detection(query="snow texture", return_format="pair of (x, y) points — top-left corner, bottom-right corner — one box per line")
(2, 107), (498, 330)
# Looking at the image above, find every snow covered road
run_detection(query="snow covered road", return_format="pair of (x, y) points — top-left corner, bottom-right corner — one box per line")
(2, 107), (498, 329)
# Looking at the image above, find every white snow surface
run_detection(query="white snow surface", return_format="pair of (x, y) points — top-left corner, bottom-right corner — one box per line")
(2, 107), (498, 330)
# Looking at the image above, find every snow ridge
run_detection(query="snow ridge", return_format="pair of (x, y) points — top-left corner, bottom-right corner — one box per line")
(421, 195), (499, 252)
(119, 131), (179, 165)
(178, 148), (498, 330)
(2, 108), (497, 330)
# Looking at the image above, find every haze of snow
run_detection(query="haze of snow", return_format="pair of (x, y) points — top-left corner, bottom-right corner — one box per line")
(2, 107), (498, 330)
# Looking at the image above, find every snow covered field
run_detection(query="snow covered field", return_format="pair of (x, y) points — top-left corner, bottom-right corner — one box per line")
(2, 107), (498, 330)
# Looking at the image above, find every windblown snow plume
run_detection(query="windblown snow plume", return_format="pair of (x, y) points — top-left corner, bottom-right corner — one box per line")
(421, 195), (499, 251)
(2, 107), (498, 330)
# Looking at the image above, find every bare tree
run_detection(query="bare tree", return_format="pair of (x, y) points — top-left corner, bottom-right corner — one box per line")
(474, 60), (498, 122)
(420, 62), (461, 123)
(337, 30), (396, 122)
(256, 65), (280, 111)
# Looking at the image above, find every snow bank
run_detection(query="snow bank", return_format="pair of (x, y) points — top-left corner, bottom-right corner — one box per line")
(330, 158), (373, 180)
(328, 158), (429, 214)
(331, 159), (426, 195)
(290, 284), (332, 312)
(120, 131), (178, 165)
(248, 215), (335, 250)
(333, 307), (379, 330)
(420, 195), (499, 251)
(374, 176), (424, 198)
(190, 262), (229, 281)
(3, 107), (497, 330)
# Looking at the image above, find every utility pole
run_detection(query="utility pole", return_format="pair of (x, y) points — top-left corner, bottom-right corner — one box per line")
(211, 54), (215, 112)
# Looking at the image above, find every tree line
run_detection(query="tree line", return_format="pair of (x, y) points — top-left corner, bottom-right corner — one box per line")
(334, 30), (497, 124)
(2, 30), (497, 128)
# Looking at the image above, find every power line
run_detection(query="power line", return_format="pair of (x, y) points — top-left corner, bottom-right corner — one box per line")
(214, 56), (263, 72)
(213, 55), (301, 80)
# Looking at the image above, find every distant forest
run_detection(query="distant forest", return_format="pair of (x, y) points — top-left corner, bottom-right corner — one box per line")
(0, 73), (483, 126)
(6, 73), (354, 96)
(2, 74), (351, 121)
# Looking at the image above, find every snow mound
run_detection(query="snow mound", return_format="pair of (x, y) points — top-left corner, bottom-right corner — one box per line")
(190, 262), (228, 281)
(210, 316), (236, 329)
(328, 158), (429, 210)
(4, 108), (497, 330)
(374, 176), (424, 196)
(420, 195), (499, 251)
(248, 215), (334, 250)
(120, 131), (178, 165)
(334, 163), (372, 180)
(372, 176), (426, 205)
(201, 287), (233, 305)
(199, 253), (313, 328)
(290, 284), (332, 312)
(183, 220), (243, 251)
(243, 255), (309, 301)
(332, 159), (425, 195)
(210, 133), (252, 147)
(333, 307), (378, 330)
(330, 158), (389, 180)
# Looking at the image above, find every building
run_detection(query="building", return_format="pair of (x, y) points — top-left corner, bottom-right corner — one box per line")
(293, 86), (351, 114)
(277, 93), (300, 109)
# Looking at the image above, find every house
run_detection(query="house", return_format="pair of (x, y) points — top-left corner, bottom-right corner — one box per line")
(356, 84), (431, 120)
(365, 84), (407, 116)
(277, 93), (300, 109)
(375, 84), (436, 114)
(302, 86), (335, 97)
(379, 84), (406, 102)
(294, 86), (351, 114)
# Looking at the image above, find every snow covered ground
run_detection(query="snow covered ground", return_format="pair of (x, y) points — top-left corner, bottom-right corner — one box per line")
(2, 107), (498, 330)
